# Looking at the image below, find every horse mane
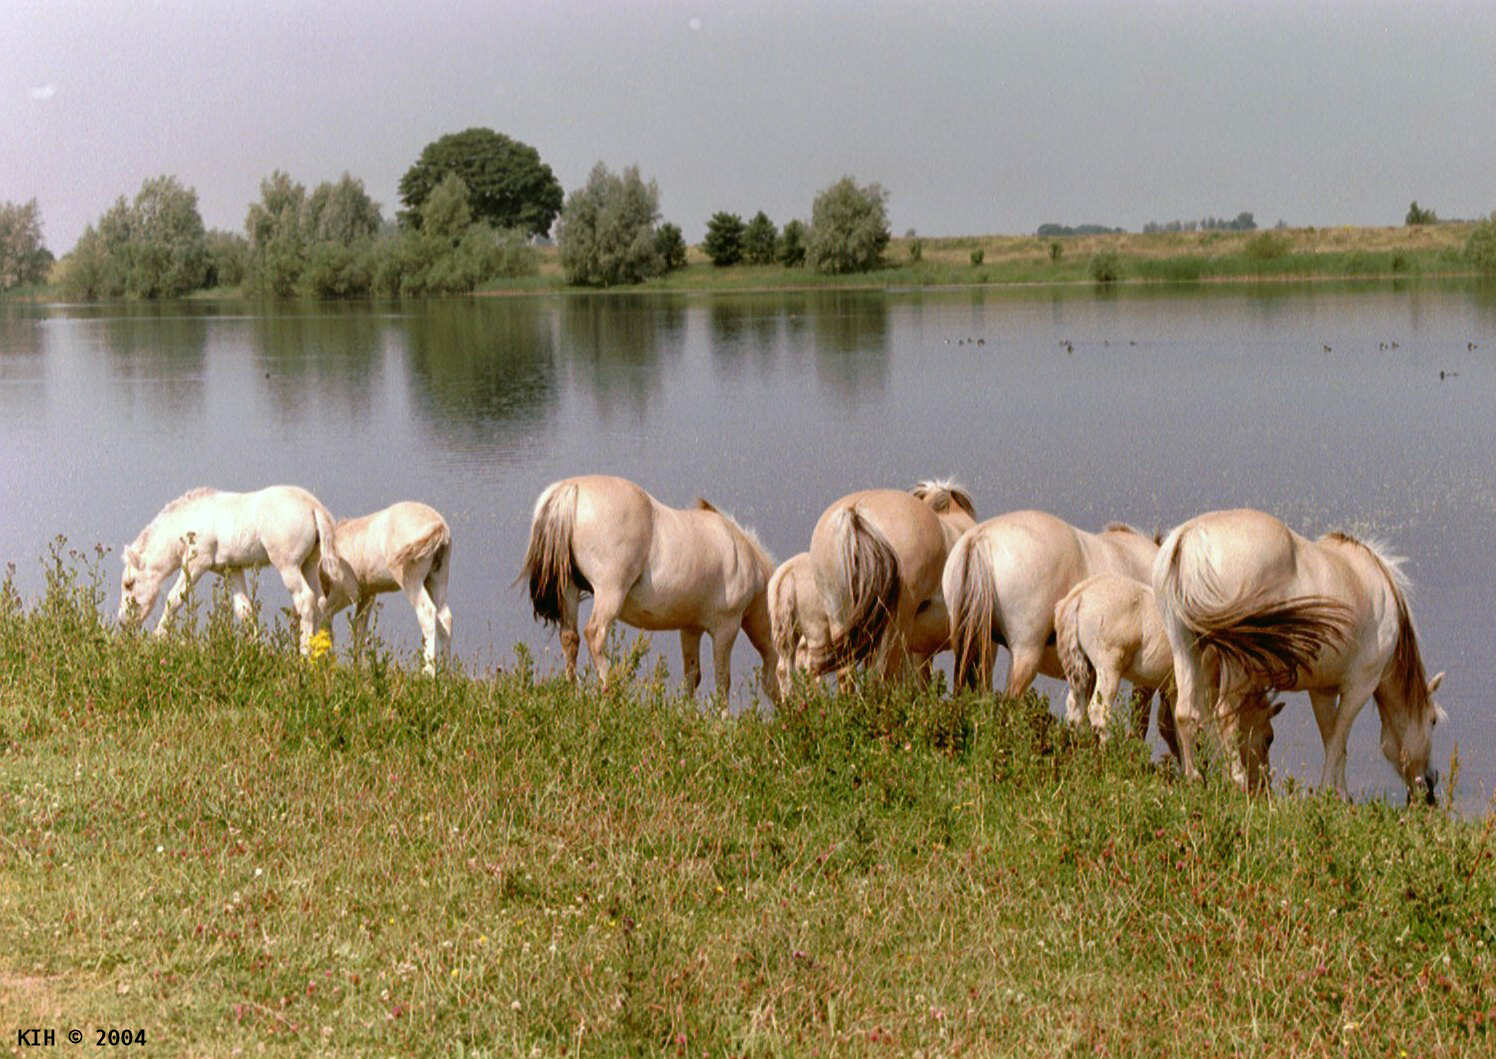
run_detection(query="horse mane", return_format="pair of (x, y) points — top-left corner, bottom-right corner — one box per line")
(910, 478), (976, 518)
(695, 497), (776, 571)
(1322, 531), (1432, 717)
(131, 486), (221, 553)
(1103, 522), (1163, 546)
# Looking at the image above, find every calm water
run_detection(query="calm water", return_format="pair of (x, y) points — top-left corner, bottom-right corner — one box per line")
(2, 282), (1492, 804)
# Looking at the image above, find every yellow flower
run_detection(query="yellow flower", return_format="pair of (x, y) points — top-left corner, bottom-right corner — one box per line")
(307, 629), (333, 663)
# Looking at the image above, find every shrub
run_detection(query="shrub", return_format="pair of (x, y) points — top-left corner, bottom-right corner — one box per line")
(778, 219), (807, 267)
(1245, 231), (1293, 261)
(806, 177), (890, 274)
(1405, 201), (1437, 226)
(1088, 250), (1122, 283)
(969, 248), (985, 266)
(654, 222), (687, 271)
(702, 211), (745, 266)
(742, 211), (778, 265)
(1049, 241), (1063, 263)
(908, 238), (923, 263)
(1465, 212), (1496, 273)
(557, 162), (664, 287)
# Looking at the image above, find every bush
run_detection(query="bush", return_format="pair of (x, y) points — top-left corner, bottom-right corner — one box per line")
(702, 211), (745, 266)
(655, 223), (687, 271)
(969, 248), (984, 266)
(1245, 231), (1293, 261)
(1088, 250), (1122, 283)
(1465, 212), (1496, 273)
(806, 177), (890, 274)
(1405, 201), (1437, 226)
(56, 175), (210, 300)
(1049, 241), (1063, 263)
(742, 211), (778, 265)
(778, 219), (807, 267)
(557, 163), (664, 287)
(908, 238), (923, 263)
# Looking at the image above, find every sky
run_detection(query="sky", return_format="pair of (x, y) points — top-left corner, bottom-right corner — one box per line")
(5, 0), (1496, 254)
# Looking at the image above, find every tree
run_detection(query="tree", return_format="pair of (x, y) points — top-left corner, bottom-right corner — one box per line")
(778, 219), (807, 266)
(655, 222), (687, 271)
(55, 176), (208, 299)
(244, 170), (308, 296)
(703, 211), (745, 266)
(556, 162), (664, 287)
(0, 199), (49, 290)
(1466, 212), (1496, 273)
(742, 211), (778, 265)
(806, 177), (890, 274)
(1406, 200), (1437, 226)
(303, 173), (382, 245)
(398, 128), (563, 237)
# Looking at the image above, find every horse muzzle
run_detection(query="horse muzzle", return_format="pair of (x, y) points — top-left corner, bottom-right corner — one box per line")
(1408, 768), (1439, 807)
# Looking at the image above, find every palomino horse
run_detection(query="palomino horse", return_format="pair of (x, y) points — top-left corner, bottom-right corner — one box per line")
(520, 475), (778, 699)
(1153, 508), (1445, 802)
(1054, 572), (1285, 790)
(944, 511), (1158, 697)
(118, 484), (340, 654)
(770, 550), (953, 690)
(807, 479), (976, 678)
(323, 501), (452, 674)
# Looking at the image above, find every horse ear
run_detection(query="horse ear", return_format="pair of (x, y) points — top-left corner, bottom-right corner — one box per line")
(1427, 671), (1444, 695)
(123, 545), (140, 568)
(695, 497), (720, 514)
(1268, 697), (1286, 719)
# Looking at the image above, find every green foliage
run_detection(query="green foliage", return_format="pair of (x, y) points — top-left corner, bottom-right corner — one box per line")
(0, 198), (50, 290)
(1088, 249), (1123, 283)
(1245, 230), (1293, 261)
(243, 170), (309, 297)
(742, 211), (779, 265)
(777, 218), (807, 267)
(1049, 241), (1063, 262)
(55, 175), (209, 300)
(703, 211), (745, 266)
(806, 176), (890, 274)
(203, 229), (248, 289)
(419, 173), (474, 241)
(908, 238), (923, 263)
(1406, 200), (1438, 226)
(1465, 212), (1496, 273)
(398, 127), (563, 237)
(557, 162), (664, 287)
(969, 248), (985, 266)
(654, 222), (687, 271)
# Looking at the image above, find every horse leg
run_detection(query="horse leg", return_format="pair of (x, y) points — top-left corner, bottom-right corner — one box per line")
(401, 576), (441, 676)
(1087, 652), (1125, 737)
(425, 555), (453, 668)
(155, 553), (213, 635)
(680, 628), (703, 696)
(583, 587), (626, 689)
(280, 560), (322, 655)
(1168, 649), (1212, 783)
(559, 583), (582, 682)
(225, 568), (255, 628)
(1004, 643), (1045, 700)
(1321, 678), (1378, 798)
(1155, 685), (1181, 762)
(1309, 690), (1338, 751)
(1131, 687), (1157, 741)
(709, 621), (740, 698)
(350, 594), (375, 657)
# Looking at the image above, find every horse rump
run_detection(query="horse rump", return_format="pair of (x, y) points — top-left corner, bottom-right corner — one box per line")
(817, 507), (901, 674)
(519, 481), (590, 626)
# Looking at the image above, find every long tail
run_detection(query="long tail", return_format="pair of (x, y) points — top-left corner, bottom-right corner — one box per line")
(312, 504), (343, 604)
(391, 518), (452, 587)
(816, 507), (901, 674)
(1054, 591), (1096, 707)
(768, 563), (802, 676)
(945, 531), (1002, 690)
(519, 481), (588, 627)
(1156, 525), (1353, 688)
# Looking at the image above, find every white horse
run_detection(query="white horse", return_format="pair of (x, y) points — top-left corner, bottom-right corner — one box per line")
(1054, 572), (1284, 789)
(808, 479), (976, 678)
(118, 485), (340, 653)
(520, 475), (778, 699)
(322, 501), (452, 674)
(770, 549), (953, 690)
(944, 511), (1159, 697)
(1153, 508), (1445, 802)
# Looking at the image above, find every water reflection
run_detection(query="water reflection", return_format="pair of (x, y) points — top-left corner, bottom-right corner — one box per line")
(83, 305), (211, 422)
(559, 295), (684, 422)
(709, 296), (782, 373)
(809, 291), (888, 403)
(252, 304), (384, 422)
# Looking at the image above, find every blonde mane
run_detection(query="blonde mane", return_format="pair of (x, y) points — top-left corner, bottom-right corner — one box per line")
(1323, 530), (1431, 716)
(696, 497), (775, 572)
(910, 478), (976, 518)
(131, 486), (221, 553)
(1103, 521), (1160, 544)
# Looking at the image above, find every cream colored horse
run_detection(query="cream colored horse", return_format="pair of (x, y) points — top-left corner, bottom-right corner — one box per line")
(1054, 573), (1284, 789)
(118, 484), (339, 654)
(520, 475), (778, 699)
(770, 550), (953, 690)
(1154, 508), (1446, 802)
(323, 501), (452, 674)
(807, 479), (976, 678)
(944, 511), (1159, 697)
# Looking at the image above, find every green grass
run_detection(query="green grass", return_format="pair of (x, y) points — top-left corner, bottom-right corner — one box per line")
(3, 550), (1495, 1056)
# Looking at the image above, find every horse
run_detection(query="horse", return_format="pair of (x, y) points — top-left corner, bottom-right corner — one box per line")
(118, 484), (340, 654)
(770, 549), (954, 690)
(520, 475), (778, 699)
(807, 479), (976, 678)
(1153, 508), (1445, 803)
(944, 511), (1159, 697)
(1054, 572), (1285, 790)
(322, 501), (452, 674)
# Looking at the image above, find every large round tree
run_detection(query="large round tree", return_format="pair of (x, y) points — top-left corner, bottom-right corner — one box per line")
(398, 128), (563, 238)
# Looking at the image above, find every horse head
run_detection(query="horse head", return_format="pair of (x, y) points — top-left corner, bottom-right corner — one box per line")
(117, 543), (159, 627)
(1386, 670), (1445, 806)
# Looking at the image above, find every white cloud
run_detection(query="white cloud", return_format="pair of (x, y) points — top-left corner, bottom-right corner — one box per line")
(29, 84), (57, 101)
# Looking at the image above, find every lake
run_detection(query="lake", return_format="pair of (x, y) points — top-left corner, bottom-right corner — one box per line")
(1, 281), (1492, 805)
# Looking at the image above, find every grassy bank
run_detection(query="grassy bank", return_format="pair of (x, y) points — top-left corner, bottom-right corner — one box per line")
(3, 554), (1495, 1056)
(479, 222), (1482, 295)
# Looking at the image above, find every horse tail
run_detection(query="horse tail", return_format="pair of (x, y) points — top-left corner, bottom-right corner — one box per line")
(313, 503), (343, 603)
(1054, 589), (1096, 708)
(1156, 522), (1353, 688)
(391, 517), (451, 587)
(519, 480), (588, 627)
(816, 507), (901, 674)
(767, 562), (802, 677)
(944, 530), (1002, 691)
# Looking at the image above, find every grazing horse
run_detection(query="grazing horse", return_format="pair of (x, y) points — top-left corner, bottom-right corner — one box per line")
(118, 484), (340, 654)
(770, 549), (954, 690)
(323, 501), (452, 674)
(807, 479), (976, 678)
(1153, 508), (1446, 802)
(944, 511), (1158, 697)
(520, 475), (778, 699)
(1054, 573), (1285, 789)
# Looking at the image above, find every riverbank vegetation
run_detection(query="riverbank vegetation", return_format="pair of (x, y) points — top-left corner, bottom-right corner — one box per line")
(3, 551), (1494, 1055)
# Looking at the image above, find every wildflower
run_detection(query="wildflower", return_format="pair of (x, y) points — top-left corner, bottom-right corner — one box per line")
(307, 629), (333, 663)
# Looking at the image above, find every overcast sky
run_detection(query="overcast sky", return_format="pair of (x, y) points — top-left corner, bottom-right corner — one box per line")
(6, 0), (1495, 253)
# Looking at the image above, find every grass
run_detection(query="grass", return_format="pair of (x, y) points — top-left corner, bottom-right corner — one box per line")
(3, 548), (1496, 1056)
(474, 222), (1481, 296)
